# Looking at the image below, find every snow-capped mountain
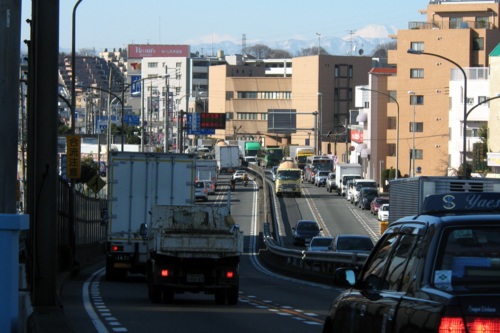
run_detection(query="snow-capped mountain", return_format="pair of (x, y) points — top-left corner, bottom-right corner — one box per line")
(190, 24), (398, 57)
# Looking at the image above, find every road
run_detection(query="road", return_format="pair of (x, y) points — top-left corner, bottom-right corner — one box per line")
(60, 170), (382, 333)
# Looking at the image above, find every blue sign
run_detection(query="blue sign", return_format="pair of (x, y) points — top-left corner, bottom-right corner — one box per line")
(130, 75), (142, 95)
(187, 114), (215, 135)
(124, 115), (141, 126)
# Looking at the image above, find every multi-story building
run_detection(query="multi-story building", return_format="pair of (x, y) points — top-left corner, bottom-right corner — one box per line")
(488, 46), (500, 174)
(387, 0), (500, 176)
(209, 55), (372, 159)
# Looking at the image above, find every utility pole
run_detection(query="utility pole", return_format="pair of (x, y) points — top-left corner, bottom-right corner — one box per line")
(164, 67), (169, 152)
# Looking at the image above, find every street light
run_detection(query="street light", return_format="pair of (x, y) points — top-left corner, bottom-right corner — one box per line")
(360, 87), (400, 179)
(407, 49), (468, 177)
(318, 92), (323, 155)
(408, 91), (416, 177)
(71, 0), (83, 134)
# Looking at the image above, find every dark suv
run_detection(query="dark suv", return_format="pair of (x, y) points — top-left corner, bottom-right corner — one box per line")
(323, 192), (500, 333)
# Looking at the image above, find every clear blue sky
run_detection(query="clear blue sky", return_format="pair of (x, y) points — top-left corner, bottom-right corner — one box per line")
(21, 0), (430, 51)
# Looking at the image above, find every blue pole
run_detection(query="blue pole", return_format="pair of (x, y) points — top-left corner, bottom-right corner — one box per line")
(0, 214), (29, 332)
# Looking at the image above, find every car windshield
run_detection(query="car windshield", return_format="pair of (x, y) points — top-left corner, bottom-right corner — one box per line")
(311, 238), (333, 246)
(319, 171), (329, 176)
(433, 226), (500, 291)
(195, 182), (205, 188)
(337, 237), (374, 251)
(298, 222), (319, 231)
(277, 170), (301, 180)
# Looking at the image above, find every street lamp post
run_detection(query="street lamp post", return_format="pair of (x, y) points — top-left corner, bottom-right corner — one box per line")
(71, 0), (83, 134)
(407, 49), (468, 177)
(318, 92), (323, 155)
(360, 87), (400, 179)
(408, 91), (416, 177)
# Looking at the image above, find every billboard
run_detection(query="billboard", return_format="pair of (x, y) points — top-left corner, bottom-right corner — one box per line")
(128, 44), (190, 58)
(267, 109), (297, 133)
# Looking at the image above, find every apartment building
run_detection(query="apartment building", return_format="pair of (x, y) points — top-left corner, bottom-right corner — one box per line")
(489, 46), (500, 174)
(387, 0), (500, 176)
(209, 55), (372, 157)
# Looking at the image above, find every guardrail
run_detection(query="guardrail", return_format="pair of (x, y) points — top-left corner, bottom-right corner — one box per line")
(246, 164), (369, 285)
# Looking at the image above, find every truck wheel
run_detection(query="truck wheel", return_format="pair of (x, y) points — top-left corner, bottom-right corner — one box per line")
(162, 287), (174, 303)
(215, 290), (226, 305)
(227, 286), (239, 305)
(148, 283), (162, 303)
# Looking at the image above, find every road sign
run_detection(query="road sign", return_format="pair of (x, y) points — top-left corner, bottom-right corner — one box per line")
(66, 135), (81, 179)
(87, 175), (106, 193)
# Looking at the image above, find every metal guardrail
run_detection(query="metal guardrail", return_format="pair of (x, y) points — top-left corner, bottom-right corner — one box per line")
(247, 165), (369, 283)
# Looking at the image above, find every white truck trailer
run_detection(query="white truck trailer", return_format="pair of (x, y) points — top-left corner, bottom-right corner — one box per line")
(145, 203), (243, 305)
(388, 176), (500, 222)
(195, 159), (218, 188)
(215, 144), (240, 173)
(104, 152), (196, 280)
(334, 163), (363, 196)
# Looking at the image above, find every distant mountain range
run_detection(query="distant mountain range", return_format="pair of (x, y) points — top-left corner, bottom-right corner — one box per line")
(189, 24), (398, 58)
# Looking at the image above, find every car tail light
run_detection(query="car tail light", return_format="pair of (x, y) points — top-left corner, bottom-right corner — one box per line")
(226, 271), (234, 278)
(161, 269), (169, 277)
(439, 315), (500, 333)
(111, 245), (123, 252)
(466, 317), (500, 332)
(439, 317), (465, 332)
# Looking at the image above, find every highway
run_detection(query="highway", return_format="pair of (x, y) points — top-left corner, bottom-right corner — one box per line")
(60, 169), (382, 333)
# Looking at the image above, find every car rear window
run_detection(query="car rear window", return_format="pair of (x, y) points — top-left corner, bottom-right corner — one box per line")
(299, 222), (319, 231)
(434, 226), (500, 291)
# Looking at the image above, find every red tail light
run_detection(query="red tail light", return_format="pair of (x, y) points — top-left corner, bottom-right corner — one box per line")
(111, 245), (123, 252)
(440, 317), (500, 333)
(161, 269), (169, 277)
(439, 317), (465, 332)
(226, 271), (234, 279)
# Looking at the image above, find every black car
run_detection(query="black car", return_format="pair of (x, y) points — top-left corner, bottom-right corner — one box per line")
(358, 187), (379, 210)
(292, 220), (322, 246)
(322, 192), (500, 333)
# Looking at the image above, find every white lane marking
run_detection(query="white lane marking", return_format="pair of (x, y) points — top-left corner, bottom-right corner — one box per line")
(82, 269), (109, 333)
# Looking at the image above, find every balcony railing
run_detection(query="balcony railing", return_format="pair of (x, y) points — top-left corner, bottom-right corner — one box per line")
(408, 20), (493, 30)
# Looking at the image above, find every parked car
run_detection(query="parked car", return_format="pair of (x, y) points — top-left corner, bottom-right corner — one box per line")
(329, 234), (374, 255)
(314, 171), (329, 187)
(292, 220), (322, 246)
(194, 181), (209, 202)
(378, 203), (389, 221)
(370, 197), (389, 215)
(307, 236), (334, 251)
(323, 192), (500, 333)
(358, 187), (379, 210)
(325, 172), (336, 192)
(232, 169), (247, 182)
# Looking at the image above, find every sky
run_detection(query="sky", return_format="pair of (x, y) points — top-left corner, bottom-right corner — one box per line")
(20, 0), (430, 51)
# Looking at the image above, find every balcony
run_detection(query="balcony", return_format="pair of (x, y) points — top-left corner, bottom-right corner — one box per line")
(408, 20), (493, 30)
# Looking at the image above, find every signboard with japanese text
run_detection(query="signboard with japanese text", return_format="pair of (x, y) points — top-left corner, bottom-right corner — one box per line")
(186, 114), (215, 135)
(128, 44), (190, 58)
(199, 113), (226, 129)
(66, 135), (81, 179)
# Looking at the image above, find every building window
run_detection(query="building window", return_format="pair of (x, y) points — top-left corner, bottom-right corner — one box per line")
(226, 112), (234, 120)
(413, 149), (423, 160)
(237, 91), (258, 99)
(478, 96), (488, 105)
(176, 62), (182, 68)
(389, 90), (397, 102)
(476, 17), (488, 29)
(237, 113), (258, 120)
(388, 144), (396, 157)
(148, 62), (158, 68)
(410, 122), (423, 133)
(410, 42), (424, 51)
(226, 91), (234, 100)
(388, 117), (397, 130)
(450, 17), (464, 29)
(283, 92), (292, 99)
(467, 97), (474, 105)
(410, 68), (424, 78)
(410, 95), (424, 105)
(473, 37), (484, 51)
(261, 113), (268, 120)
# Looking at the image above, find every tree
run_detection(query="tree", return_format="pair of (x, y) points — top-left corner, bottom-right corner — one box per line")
(244, 44), (272, 59)
(268, 49), (292, 59)
(371, 41), (397, 58)
(296, 46), (329, 57)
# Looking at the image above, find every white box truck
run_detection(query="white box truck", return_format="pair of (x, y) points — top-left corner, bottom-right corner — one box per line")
(388, 176), (500, 222)
(334, 163), (363, 196)
(104, 152), (196, 280)
(195, 159), (218, 189)
(145, 204), (243, 305)
(215, 144), (240, 173)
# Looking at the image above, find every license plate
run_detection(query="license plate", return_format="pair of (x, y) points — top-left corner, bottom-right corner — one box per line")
(284, 188), (292, 192)
(115, 254), (130, 262)
(305, 238), (311, 242)
(187, 274), (204, 283)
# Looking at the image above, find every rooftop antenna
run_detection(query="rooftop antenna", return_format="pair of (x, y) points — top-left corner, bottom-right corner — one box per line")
(347, 30), (356, 55)
(242, 34), (247, 55)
